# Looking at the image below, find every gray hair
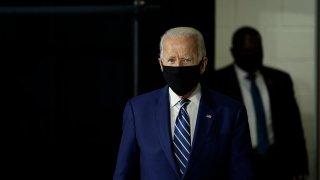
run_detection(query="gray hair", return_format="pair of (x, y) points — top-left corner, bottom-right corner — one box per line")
(159, 27), (206, 62)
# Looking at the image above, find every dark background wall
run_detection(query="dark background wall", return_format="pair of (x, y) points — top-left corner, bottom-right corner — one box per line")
(2, 0), (215, 179)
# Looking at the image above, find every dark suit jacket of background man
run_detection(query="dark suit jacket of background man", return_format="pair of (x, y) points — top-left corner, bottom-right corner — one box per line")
(209, 64), (309, 178)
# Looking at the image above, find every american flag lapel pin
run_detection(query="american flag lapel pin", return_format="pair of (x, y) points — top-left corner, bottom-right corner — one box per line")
(206, 114), (213, 119)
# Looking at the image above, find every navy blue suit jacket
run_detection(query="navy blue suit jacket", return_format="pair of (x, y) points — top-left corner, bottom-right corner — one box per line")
(113, 85), (254, 180)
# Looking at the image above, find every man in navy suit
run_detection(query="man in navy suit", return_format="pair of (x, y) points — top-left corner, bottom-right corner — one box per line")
(113, 26), (254, 180)
(209, 26), (309, 180)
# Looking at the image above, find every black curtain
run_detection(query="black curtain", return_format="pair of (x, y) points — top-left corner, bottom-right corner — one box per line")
(2, 0), (214, 179)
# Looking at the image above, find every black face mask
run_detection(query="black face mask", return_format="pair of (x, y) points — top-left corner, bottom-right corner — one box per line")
(162, 62), (202, 96)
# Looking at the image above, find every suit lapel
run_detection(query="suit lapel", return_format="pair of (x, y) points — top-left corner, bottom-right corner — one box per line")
(261, 68), (274, 94)
(229, 66), (244, 102)
(185, 89), (217, 174)
(156, 86), (180, 175)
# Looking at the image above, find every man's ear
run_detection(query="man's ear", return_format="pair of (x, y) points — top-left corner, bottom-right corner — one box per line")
(230, 47), (234, 55)
(200, 57), (208, 74)
(230, 47), (237, 59)
(158, 58), (163, 71)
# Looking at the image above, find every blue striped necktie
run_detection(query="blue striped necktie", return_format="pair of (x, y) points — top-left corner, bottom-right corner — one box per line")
(247, 74), (269, 154)
(173, 99), (191, 176)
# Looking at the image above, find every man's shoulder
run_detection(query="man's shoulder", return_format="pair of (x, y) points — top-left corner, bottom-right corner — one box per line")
(214, 64), (291, 77)
(214, 64), (234, 74)
(211, 65), (237, 83)
(128, 86), (166, 104)
(261, 66), (292, 80)
(204, 87), (244, 107)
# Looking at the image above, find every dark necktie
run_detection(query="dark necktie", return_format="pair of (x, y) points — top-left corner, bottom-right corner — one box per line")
(173, 99), (191, 175)
(247, 74), (269, 154)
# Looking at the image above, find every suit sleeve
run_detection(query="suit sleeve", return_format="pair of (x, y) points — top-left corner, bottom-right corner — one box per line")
(230, 105), (255, 180)
(281, 74), (309, 176)
(113, 101), (140, 180)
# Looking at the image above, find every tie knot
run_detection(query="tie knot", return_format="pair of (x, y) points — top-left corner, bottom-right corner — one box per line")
(180, 99), (190, 108)
(246, 73), (256, 81)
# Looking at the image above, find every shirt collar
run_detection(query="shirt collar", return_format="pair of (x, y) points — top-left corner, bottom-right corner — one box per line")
(234, 64), (262, 80)
(169, 83), (201, 108)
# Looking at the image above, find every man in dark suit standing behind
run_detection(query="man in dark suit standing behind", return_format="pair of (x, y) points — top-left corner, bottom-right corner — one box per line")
(209, 26), (309, 180)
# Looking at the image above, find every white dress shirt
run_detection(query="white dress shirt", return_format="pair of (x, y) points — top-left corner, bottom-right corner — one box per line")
(169, 84), (201, 145)
(234, 65), (274, 148)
